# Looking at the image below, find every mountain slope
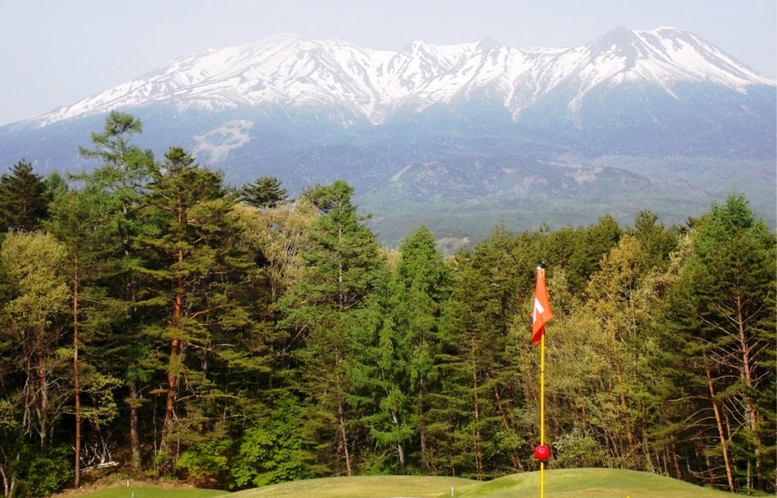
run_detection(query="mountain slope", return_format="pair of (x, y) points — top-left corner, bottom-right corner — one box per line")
(32, 27), (774, 126)
(0, 27), (774, 246)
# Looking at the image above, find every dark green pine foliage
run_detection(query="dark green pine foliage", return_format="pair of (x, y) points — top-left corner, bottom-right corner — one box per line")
(628, 210), (679, 271)
(0, 159), (52, 232)
(240, 176), (289, 209)
(135, 147), (259, 476)
(387, 227), (451, 474)
(659, 194), (776, 494)
(280, 180), (384, 477)
(45, 186), (123, 487)
(77, 111), (155, 471)
(354, 227), (451, 475)
(437, 228), (526, 478)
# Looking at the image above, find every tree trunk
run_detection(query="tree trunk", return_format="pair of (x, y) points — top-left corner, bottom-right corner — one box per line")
(391, 410), (406, 474)
(163, 244), (185, 455)
(163, 338), (179, 455)
(611, 334), (635, 451)
(471, 337), (484, 477)
(672, 439), (682, 480)
(72, 255), (81, 488)
(418, 379), (433, 472)
(735, 295), (763, 492)
(337, 392), (351, 476)
(492, 382), (522, 471)
(705, 362), (734, 492)
(36, 340), (49, 451)
(129, 380), (141, 469)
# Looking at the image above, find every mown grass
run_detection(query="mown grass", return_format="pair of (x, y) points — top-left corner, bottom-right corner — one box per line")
(230, 475), (475, 497)
(71, 469), (736, 498)
(451, 468), (734, 497)
(229, 469), (734, 498)
(70, 486), (226, 498)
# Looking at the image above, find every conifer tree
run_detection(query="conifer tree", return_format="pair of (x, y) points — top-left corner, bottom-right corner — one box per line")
(77, 111), (156, 471)
(46, 187), (122, 487)
(136, 147), (258, 472)
(388, 227), (450, 471)
(0, 159), (52, 232)
(240, 176), (289, 209)
(348, 227), (451, 474)
(281, 180), (383, 476)
(660, 194), (776, 493)
(438, 228), (525, 477)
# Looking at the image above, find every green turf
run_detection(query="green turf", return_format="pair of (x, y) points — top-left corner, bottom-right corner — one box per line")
(75, 469), (735, 498)
(452, 468), (734, 497)
(75, 486), (227, 498)
(230, 475), (476, 497)
(229, 469), (733, 498)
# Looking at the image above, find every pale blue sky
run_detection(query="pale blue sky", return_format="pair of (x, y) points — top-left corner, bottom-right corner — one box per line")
(0, 0), (774, 126)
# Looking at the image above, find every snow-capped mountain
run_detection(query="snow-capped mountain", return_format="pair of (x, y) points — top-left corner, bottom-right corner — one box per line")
(35, 27), (774, 127)
(2, 27), (774, 246)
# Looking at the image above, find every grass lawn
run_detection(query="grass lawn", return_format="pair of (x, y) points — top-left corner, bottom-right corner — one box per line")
(65, 485), (227, 498)
(229, 469), (734, 498)
(71, 469), (735, 498)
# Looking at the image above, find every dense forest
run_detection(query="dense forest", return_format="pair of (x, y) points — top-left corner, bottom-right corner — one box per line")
(0, 112), (774, 497)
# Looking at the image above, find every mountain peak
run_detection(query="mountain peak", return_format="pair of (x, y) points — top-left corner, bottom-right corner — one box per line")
(30, 28), (775, 127)
(475, 37), (501, 53)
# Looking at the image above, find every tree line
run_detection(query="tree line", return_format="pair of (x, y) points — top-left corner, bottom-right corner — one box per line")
(0, 112), (773, 497)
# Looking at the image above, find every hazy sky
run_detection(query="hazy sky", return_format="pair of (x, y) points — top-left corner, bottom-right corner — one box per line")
(0, 0), (774, 126)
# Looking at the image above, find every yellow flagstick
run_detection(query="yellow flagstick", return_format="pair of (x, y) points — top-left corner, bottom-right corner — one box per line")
(533, 266), (552, 498)
(540, 320), (546, 498)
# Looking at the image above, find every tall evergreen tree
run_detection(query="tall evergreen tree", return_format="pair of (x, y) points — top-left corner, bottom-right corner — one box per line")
(349, 227), (451, 474)
(240, 176), (289, 209)
(136, 147), (258, 473)
(390, 227), (450, 471)
(0, 160), (52, 233)
(660, 194), (776, 493)
(281, 180), (384, 476)
(438, 228), (525, 478)
(45, 187), (122, 487)
(77, 111), (155, 470)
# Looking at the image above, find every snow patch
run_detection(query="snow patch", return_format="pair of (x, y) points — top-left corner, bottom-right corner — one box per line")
(193, 120), (254, 163)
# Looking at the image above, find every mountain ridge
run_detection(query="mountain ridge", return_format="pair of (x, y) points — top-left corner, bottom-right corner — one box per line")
(29, 27), (775, 127)
(0, 26), (774, 246)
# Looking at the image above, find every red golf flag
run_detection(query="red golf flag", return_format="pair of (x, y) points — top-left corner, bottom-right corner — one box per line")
(531, 267), (553, 346)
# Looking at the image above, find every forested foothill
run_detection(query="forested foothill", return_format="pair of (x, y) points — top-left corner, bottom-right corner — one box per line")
(0, 112), (773, 497)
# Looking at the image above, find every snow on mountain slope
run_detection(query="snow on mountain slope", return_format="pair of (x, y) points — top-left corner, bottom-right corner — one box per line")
(35, 27), (775, 127)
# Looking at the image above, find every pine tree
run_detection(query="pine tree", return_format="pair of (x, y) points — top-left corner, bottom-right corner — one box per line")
(280, 180), (383, 476)
(659, 193), (776, 493)
(77, 111), (155, 470)
(389, 227), (450, 472)
(438, 228), (525, 477)
(136, 147), (258, 472)
(240, 176), (289, 209)
(0, 159), (52, 232)
(45, 187), (122, 487)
